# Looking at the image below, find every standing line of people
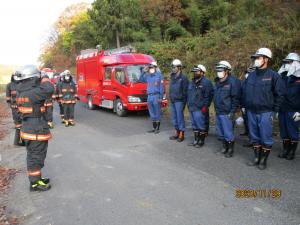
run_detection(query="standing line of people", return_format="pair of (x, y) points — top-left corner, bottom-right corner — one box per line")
(143, 48), (299, 170)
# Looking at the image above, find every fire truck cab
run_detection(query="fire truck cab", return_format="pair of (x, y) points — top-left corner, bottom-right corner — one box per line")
(76, 46), (167, 116)
(41, 68), (57, 83)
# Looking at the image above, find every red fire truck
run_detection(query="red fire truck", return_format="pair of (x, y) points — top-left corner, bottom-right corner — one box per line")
(76, 46), (168, 116)
(41, 68), (57, 83)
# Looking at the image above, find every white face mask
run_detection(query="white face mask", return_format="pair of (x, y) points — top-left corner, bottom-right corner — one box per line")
(149, 68), (155, 74)
(254, 59), (263, 68)
(245, 73), (249, 79)
(65, 75), (70, 80)
(217, 71), (225, 79)
(278, 64), (288, 74)
(287, 61), (300, 76)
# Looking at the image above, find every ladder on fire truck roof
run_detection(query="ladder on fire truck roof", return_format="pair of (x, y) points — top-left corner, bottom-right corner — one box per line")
(80, 45), (136, 56)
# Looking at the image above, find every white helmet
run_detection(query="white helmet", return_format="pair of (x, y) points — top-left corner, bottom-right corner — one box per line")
(198, 64), (206, 73)
(14, 65), (41, 81)
(216, 60), (232, 70)
(283, 52), (300, 63)
(251, 47), (272, 59)
(149, 61), (158, 67)
(172, 59), (182, 67)
(191, 64), (206, 73)
(64, 70), (71, 75)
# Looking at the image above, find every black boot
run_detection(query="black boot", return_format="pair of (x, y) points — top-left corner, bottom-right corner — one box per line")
(247, 145), (261, 166)
(177, 131), (184, 142)
(278, 139), (290, 158)
(258, 147), (271, 170)
(148, 121), (157, 133)
(188, 131), (199, 146)
(196, 132), (206, 148)
(30, 180), (51, 192)
(225, 141), (234, 158)
(221, 140), (228, 154)
(169, 129), (179, 140)
(286, 141), (298, 160)
(154, 122), (160, 134)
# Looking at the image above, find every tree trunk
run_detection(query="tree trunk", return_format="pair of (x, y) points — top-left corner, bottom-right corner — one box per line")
(116, 30), (120, 48)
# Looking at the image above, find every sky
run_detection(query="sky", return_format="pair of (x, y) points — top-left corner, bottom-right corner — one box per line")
(0, 0), (93, 66)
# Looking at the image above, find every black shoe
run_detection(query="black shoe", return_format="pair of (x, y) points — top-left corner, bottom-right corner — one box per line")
(154, 122), (160, 134)
(148, 121), (157, 133)
(258, 147), (271, 170)
(177, 131), (184, 142)
(286, 141), (298, 160)
(221, 141), (228, 154)
(225, 141), (234, 158)
(41, 177), (50, 184)
(30, 180), (51, 192)
(278, 139), (290, 158)
(188, 131), (199, 146)
(247, 145), (261, 166)
(169, 129), (179, 140)
(196, 132), (206, 148)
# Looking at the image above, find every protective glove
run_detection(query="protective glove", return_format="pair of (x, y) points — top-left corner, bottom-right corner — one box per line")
(228, 112), (235, 121)
(270, 112), (279, 122)
(201, 106), (208, 114)
(241, 108), (246, 114)
(293, 112), (300, 122)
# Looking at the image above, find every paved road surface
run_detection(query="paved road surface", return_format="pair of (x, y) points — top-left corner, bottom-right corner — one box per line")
(3, 103), (300, 225)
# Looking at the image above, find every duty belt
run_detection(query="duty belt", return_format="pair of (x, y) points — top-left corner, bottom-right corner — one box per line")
(148, 92), (159, 96)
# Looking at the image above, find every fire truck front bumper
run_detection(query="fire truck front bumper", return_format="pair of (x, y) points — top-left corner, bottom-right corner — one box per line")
(125, 100), (168, 111)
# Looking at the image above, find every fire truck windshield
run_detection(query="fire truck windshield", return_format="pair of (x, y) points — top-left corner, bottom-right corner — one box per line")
(127, 65), (148, 83)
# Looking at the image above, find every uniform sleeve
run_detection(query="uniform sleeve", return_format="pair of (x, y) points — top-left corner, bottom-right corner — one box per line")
(207, 80), (214, 107)
(230, 79), (240, 113)
(272, 73), (285, 112)
(30, 80), (55, 103)
(182, 76), (189, 103)
(159, 73), (164, 100)
(139, 72), (147, 83)
(6, 83), (11, 103)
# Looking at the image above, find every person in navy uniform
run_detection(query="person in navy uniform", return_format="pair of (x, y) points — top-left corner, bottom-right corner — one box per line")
(187, 64), (213, 147)
(277, 53), (300, 160)
(140, 62), (164, 134)
(241, 67), (255, 148)
(169, 59), (189, 142)
(244, 48), (284, 170)
(214, 61), (240, 158)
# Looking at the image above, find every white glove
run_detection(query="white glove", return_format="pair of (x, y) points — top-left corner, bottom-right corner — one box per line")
(241, 108), (246, 114)
(293, 112), (300, 122)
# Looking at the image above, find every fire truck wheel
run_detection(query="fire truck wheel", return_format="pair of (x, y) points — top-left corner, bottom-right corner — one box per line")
(87, 95), (96, 110)
(115, 98), (127, 117)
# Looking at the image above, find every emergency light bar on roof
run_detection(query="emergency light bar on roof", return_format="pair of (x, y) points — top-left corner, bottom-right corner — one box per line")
(104, 46), (135, 56)
(80, 49), (98, 55)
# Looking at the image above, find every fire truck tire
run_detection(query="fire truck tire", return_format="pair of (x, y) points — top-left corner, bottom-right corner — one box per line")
(115, 98), (127, 117)
(87, 95), (96, 110)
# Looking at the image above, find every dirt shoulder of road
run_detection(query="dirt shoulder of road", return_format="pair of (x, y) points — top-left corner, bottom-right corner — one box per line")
(0, 98), (24, 225)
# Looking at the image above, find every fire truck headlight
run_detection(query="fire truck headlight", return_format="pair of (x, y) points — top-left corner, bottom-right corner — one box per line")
(128, 96), (141, 103)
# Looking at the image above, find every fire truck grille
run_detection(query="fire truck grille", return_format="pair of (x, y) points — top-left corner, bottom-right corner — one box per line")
(133, 94), (148, 103)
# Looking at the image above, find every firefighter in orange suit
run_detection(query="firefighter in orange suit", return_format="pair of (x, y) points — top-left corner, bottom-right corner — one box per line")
(15, 65), (54, 192)
(59, 70), (77, 127)
(6, 73), (24, 146)
(41, 72), (56, 129)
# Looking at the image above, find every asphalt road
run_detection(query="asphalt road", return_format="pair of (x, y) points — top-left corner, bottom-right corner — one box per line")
(3, 102), (300, 225)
